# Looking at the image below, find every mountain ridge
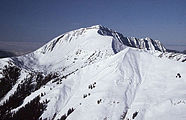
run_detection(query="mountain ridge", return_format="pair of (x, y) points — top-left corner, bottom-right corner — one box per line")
(0, 25), (186, 120)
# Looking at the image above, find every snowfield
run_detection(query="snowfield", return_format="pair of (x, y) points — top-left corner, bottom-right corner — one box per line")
(0, 25), (186, 120)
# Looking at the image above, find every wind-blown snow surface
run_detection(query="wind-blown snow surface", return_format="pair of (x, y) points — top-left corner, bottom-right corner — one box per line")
(0, 25), (186, 120)
(159, 51), (186, 62)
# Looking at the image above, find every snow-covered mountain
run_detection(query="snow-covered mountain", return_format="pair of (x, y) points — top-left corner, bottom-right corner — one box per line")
(159, 51), (186, 62)
(0, 25), (186, 120)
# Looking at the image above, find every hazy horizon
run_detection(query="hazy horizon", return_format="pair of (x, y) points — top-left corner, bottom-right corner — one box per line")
(0, 0), (185, 51)
(0, 39), (185, 54)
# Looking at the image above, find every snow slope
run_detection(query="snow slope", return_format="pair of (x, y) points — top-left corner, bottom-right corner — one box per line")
(0, 25), (186, 120)
(39, 47), (186, 120)
(159, 51), (186, 62)
(14, 25), (167, 73)
(12, 47), (186, 120)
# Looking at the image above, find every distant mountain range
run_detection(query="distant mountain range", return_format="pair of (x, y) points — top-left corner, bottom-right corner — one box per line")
(0, 41), (45, 58)
(0, 50), (16, 58)
(183, 50), (186, 54)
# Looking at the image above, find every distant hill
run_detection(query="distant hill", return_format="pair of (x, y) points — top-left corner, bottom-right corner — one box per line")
(0, 41), (45, 58)
(166, 49), (181, 53)
(0, 50), (16, 58)
(167, 48), (186, 54)
(183, 50), (186, 54)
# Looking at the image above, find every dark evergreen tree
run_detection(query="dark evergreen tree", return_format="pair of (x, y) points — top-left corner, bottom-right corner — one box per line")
(59, 108), (74, 120)
(0, 71), (58, 120)
(12, 96), (47, 120)
(0, 65), (21, 99)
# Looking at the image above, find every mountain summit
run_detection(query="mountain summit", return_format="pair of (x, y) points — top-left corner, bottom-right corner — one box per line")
(0, 25), (186, 120)
(15, 25), (166, 72)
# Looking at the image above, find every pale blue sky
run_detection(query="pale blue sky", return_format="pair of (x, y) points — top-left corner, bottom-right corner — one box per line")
(0, 0), (185, 51)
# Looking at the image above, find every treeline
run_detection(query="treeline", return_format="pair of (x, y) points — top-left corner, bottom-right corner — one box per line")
(0, 65), (21, 99)
(0, 95), (48, 120)
(0, 69), (59, 120)
(12, 95), (48, 120)
(60, 108), (75, 120)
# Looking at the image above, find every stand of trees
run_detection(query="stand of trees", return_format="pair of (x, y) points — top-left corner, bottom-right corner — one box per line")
(60, 108), (74, 120)
(0, 65), (21, 99)
(0, 69), (58, 120)
(0, 95), (48, 120)
(12, 95), (48, 120)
